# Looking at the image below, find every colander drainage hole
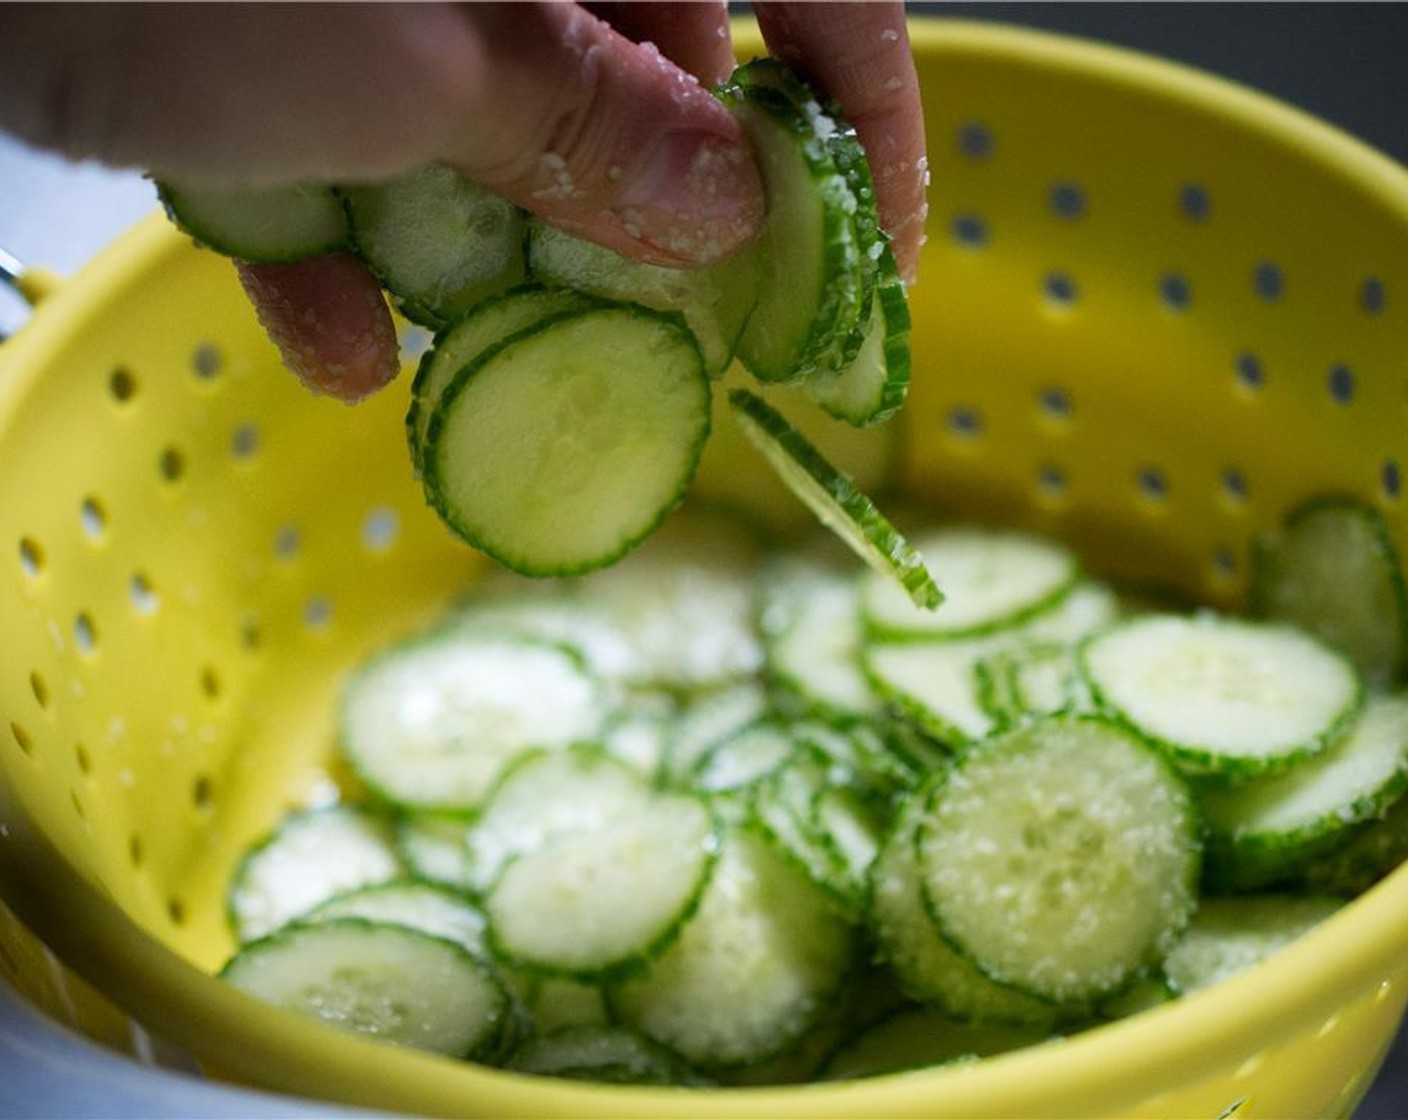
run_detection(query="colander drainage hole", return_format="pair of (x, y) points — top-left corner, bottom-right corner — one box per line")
(1362, 277), (1387, 315)
(951, 212), (988, 248)
(191, 343), (223, 379)
(108, 367), (137, 404)
(957, 121), (993, 160)
(192, 774), (213, 812)
(166, 897), (187, 927)
(947, 406), (983, 439)
(74, 742), (91, 775)
(79, 497), (107, 542)
(29, 671), (48, 709)
(199, 665), (222, 701)
(1048, 181), (1085, 220)
(1253, 261), (1284, 302)
(1137, 466), (1169, 502)
(1382, 459), (1402, 500)
(73, 613), (97, 656)
(362, 507), (400, 553)
(1221, 468), (1249, 505)
(1179, 183), (1212, 222)
(10, 722), (33, 757)
(1042, 271), (1078, 309)
(1159, 271), (1192, 312)
(18, 537), (44, 579)
(158, 447), (185, 483)
(1235, 352), (1265, 393)
(230, 423), (261, 460)
(127, 833), (144, 868)
(1038, 385), (1072, 420)
(304, 597), (332, 631)
(129, 572), (159, 614)
(1328, 363), (1356, 404)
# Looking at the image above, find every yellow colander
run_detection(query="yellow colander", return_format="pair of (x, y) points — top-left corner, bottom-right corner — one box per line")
(3, 16), (1408, 1120)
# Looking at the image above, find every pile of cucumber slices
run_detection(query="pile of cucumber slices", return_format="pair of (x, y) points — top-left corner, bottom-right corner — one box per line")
(160, 60), (917, 586)
(220, 496), (1408, 1084)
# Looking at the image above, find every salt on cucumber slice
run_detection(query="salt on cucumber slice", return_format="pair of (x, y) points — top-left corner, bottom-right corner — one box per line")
(1082, 614), (1363, 780)
(915, 716), (1201, 1005)
(222, 918), (507, 1058)
(1162, 894), (1344, 996)
(863, 525), (1080, 641)
(574, 508), (765, 692)
(157, 180), (348, 263)
(406, 285), (598, 474)
(1253, 496), (1408, 687)
(718, 78), (862, 382)
(423, 305), (711, 577)
(760, 561), (882, 724)
(395, 815), (476, 892)
(728, 388), (939, 610)
(1200, 691), (1408, 891)
(304, 880), (488, 956)
(659, 680), (770, 787)
(692, 720), (797, 793)
(507, 1025), (706, 1086)
(341, 163), (526, 326)
(466, 746), (655, 893)
(610, 825), (855, 1069)
(525, 219), (757, 377)
(486, 795), (718, 980)
(804, 243), (912, 427)
(228, 805), (403, 943)
(820, 1006), (1053, 1081)
(865, 634), (1008, 746)
(339, 631), (607, 812)
(868, 792), (1059, 1025)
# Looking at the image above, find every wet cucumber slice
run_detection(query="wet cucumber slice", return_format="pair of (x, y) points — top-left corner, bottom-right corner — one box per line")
(157, 180), (348, 263)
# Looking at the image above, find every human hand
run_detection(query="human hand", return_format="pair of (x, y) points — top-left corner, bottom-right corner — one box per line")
(0, 2), (925, 401)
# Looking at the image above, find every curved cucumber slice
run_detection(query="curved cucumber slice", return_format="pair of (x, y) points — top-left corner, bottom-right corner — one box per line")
(728, 388), (939, 610)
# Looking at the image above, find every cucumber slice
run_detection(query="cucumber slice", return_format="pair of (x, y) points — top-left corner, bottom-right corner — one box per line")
(1201, 691), (1408, 890)
(718, 80), (862, 382)
(229, 805), (402, 942)
(692, 720), (797, 793)
(575, 508), (765, 692)
(525, 219), (757, 377)
(394, 815), (476, 892)
(728, 388), (939, 610)
(820, 1007), (1053, 1081)
(803, 244), (912, 427)
(341, 163), (526, 326)
(486, 795), (718, 980)
(339, 631), (607, 812)
(222, 918), (508, 1058)
(760, 560), (882, 724)
(508, 1025), (705, 1086)
(868, 792), (1059, 1025)
(610, 826), (855, 1068)
(305, 880), (488, 956)
(865, 635), (1008, 746)
(1302, 790), (1408, 897)
(659, 680), (770, 787)
(522, 978), (610, 1035)
(1082, 614), (1363, 780)
(157, 180), (348, 263)
(863, 526), (1080, 641)
(466, 747), (655, 893)
(1253, 496), (1408, 686)
(406, 286), (598, 473)
(915, 717), (1201, 1005)
(423, 305), (711, 577)
(1162, 894), (1344, 995)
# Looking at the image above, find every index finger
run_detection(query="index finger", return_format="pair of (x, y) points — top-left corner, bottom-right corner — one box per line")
(752, 2), (927, 284)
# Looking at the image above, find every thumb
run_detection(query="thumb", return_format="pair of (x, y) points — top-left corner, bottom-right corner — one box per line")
(443, 4), (764, 267)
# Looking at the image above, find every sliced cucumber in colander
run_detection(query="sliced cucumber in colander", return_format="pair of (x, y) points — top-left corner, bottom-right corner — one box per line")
(1252, 496), (1408, 687)
(1081, 613), (1363, 781)
(341, 163), (527, 326)
(422, 305), (712, 578)
(1161, 893), (1344, 996)
(339, 630), (608, 813)
(157, 180), (348, 263)
(222, 918), (509, 1059)
(304, 880), (488, 955)
(1200, 690), (1408, 891)
(507, 1025), (706, 1086)
(228, 805), (403, 943)
(914, 716), (1201, 1006)
(728, 388), (939, 611)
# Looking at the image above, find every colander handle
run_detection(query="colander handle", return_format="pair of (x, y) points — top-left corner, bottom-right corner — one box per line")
(0, 244), (62, 323)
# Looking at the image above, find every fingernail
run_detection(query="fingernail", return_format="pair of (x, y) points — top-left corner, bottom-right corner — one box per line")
(614, 131), (763, 264)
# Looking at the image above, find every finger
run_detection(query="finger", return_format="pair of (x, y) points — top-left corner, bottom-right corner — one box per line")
(442, 4), (762, 266)
(236, 255), (400, 404)
(0, 5), (487, 184)
(753, 2), (927, 283)
(582, 2), (735, 87)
